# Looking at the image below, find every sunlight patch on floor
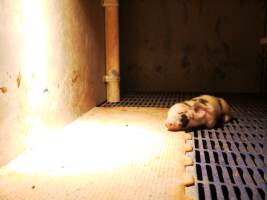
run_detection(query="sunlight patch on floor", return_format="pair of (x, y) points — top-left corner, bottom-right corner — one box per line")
(3, 119), (165, 177)
(0, 108), (189, 200)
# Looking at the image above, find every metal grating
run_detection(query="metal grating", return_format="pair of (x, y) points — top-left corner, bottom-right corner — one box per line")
(190, 102), (267, 200)
(99, 92), (196, 108)
(99, 93), (267, 200)
(191, 120), (267, 200)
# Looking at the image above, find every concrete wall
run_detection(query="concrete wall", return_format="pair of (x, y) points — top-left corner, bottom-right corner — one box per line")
(120, 0), (265, 93)
(0, 0), (106, 165)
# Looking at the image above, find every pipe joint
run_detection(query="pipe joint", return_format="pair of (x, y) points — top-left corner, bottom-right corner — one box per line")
(103, 75), (120, 83)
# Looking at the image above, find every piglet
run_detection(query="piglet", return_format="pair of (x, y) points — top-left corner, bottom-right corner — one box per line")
(165, 95), (232, 131)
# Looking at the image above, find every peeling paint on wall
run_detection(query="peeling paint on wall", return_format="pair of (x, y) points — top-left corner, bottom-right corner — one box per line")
(16, 72), (21, 88)
(0, 87), (7, 94)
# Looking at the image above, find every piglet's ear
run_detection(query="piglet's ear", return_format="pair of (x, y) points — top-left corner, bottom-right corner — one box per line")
(193, 103), (206, 119)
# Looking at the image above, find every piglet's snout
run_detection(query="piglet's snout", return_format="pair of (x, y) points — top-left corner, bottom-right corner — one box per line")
(165, 121), (180, 131)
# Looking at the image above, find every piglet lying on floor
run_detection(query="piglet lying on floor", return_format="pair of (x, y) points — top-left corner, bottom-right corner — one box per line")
(165, 95), (232, 131)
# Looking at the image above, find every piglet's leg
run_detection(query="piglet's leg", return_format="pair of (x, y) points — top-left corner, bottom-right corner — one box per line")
(223, 114), (231, 123)
(206, 118), (217, 129)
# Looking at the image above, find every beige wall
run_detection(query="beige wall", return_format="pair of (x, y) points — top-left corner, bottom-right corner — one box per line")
(120, 0), (265, 93)
(0, 0), (106, 165)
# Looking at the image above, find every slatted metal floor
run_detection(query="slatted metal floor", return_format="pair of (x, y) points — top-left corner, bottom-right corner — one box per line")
(100, 93), (267, 200)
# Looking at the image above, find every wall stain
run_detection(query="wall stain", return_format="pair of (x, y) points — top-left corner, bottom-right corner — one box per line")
(6, 72), (12, 79)
(206, 42), (231, 62)
(260, 0), (267, 8)
(182, 1), (189, 24)
(206, 45), (223, 59)
(239, 0), (247, 7)
(164, 37), (172, 50)
(0, 87), (7, 94)
(72, 70), (80, 85)
(206, 42), (234, 81)
(177, 0), (190, 24)
(155, 65), (163, 73)
(215, 16), (222, 39)
(181, 44), (194, 72)
(215, 67), (226, 80)
(222, 42), (230, 58)
(183, 44), (194, 54)
(43, 88), (48, 93)
(215, 16), (229, 40)
(126, 64), (141, 71)
(181, 55), (191, 70)
(199, 0), (204, 16)
(16, 72), (21, 88)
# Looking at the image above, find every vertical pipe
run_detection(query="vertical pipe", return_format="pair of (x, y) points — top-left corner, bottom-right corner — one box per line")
(103, 0), (120, 102)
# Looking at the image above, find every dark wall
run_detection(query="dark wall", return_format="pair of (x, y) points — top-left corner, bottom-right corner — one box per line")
(120, 0), (265, 93)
